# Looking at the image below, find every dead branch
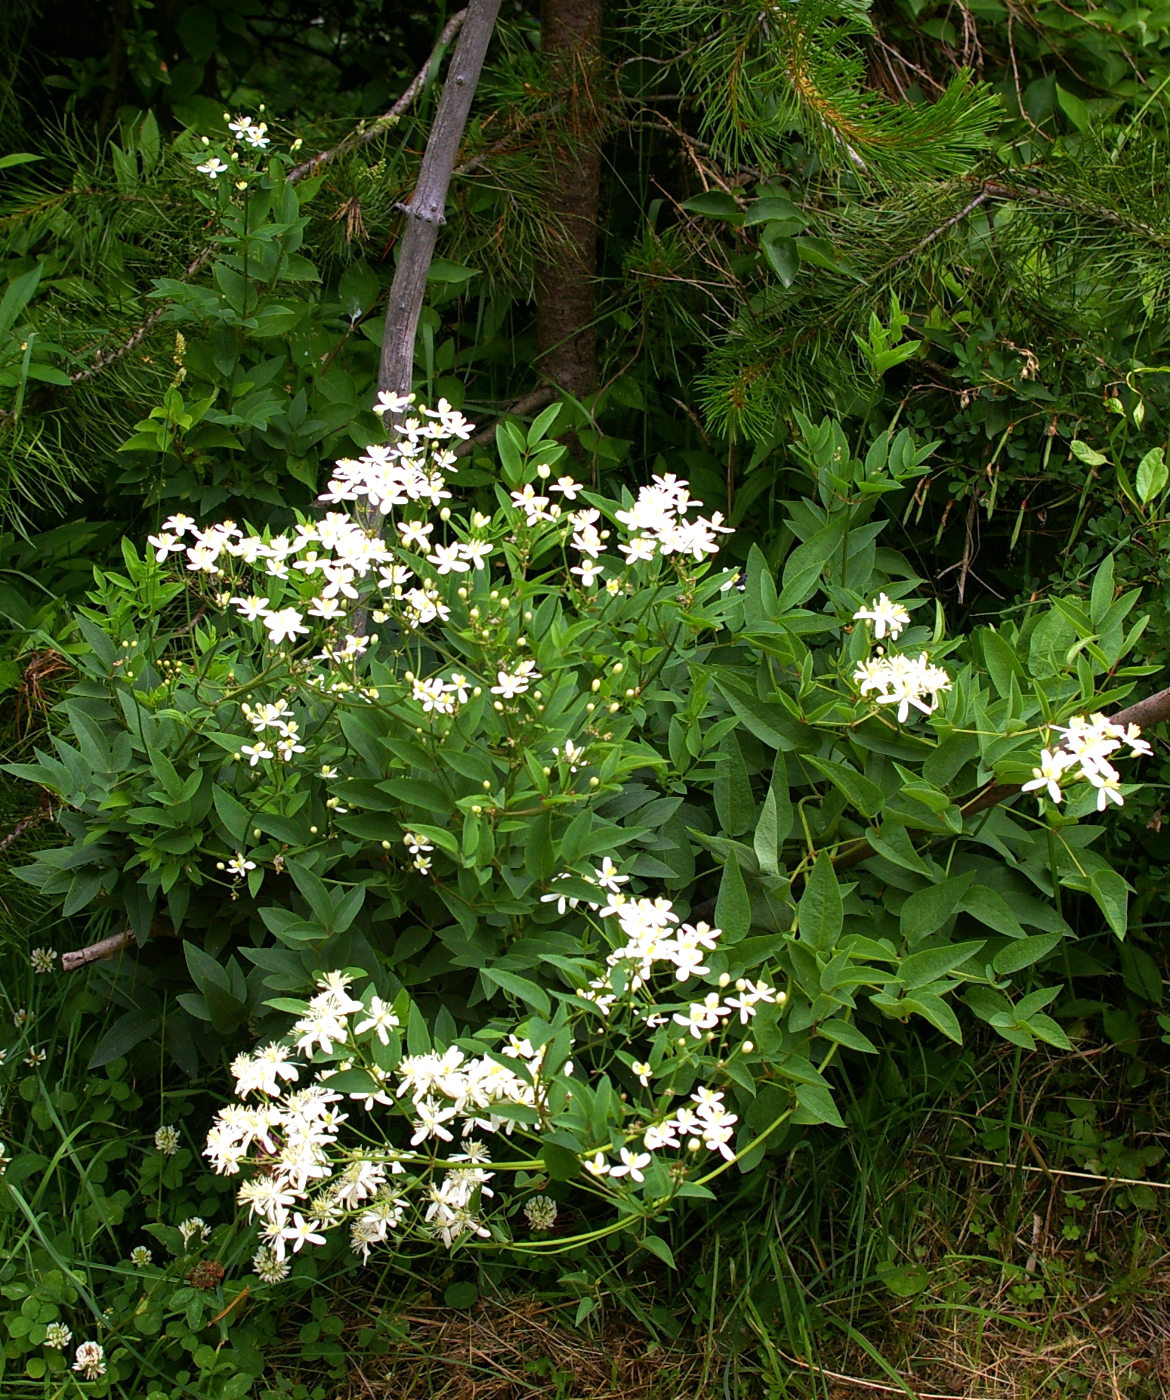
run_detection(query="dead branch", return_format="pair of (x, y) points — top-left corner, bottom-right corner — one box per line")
(61, 928), (136, 972)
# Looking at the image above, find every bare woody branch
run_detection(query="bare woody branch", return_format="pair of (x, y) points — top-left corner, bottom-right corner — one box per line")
(62, 929), (136, 972)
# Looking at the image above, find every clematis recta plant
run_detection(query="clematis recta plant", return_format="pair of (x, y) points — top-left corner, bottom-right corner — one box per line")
(6, 394), (1160, 1263)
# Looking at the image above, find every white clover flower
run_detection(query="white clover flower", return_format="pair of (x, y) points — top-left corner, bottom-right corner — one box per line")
(130, 1246), (153, 1268)
(154, 1125), (181, 1155)
(252, 1244), (291, 1282)
(44, 1321), (71, 1349)
(72, 1341), (106, 1379)
(524, 1195), (558, 1231)
(30, 947), (57, 974)
(178, 1216), (211, 1247)
(853, 593), (912, 640)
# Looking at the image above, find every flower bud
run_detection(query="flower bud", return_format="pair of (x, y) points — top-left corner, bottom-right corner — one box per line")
(591, 678), (601, 692)
(718, 972), (730, 988)
(742, 1041), (754, 1054)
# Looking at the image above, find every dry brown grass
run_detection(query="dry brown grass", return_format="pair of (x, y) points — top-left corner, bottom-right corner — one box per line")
(331, 1297), (715, 1400)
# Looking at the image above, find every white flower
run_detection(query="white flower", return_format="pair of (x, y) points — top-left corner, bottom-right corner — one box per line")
(197, 156), (229, 178)
(154, 1125), (181, 1155)
(1021, 747), (1078, 803)
(853, 652), (951, 723)
(594, 857), (629, 894)
(584, 1151), (610, 1176)
(608, 1147), (652, 1182)
(239, 742), (273, 767)
(373, 390), (415, 415)
(72, 1341), (105, 1378)
(30, 947), (57, 974)
(130, 1245), (153, 1268)
(524, 1195), (558, 1231)
(281, 1212), (327, 1254)
(355, 996), (400, 1045)
(252, 1244), (290, 1282)
(263, 607), (309, 645)
(226, 852), (256, 879)
(853, 593), (912, 640)
(45, 1321), (71, 1349)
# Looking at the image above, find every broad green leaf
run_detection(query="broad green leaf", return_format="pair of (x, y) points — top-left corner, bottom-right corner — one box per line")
(901, 993), (962, 1042)
(753, 754), (792, 875)
(478, 967), (551, 1018)
(899, 939), (984, 989)
(714, 730), (755, 836)
(816, 1019), (878, 1053)
(899, 872), (975, 943)
(1066, 866), (1130, 939)
(867, 822), (932, 876)
(793, 1081), (845, 1128)
(992, 932), (1062, 975)
(961, 884), (1026, 941)
(640, 1235), (677, 1268)
(806, 754), (884, 819)
(1136, 447), (1167, 504)
(797, 853), (842, 951)
(877, 1262), (930, 1297)
(715, 851), (751, 942)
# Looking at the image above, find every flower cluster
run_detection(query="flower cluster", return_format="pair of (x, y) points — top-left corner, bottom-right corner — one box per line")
(851, 595), (951, 723)
(203, 879), (787, 1267)
(1023, 712), (1150, 809)
(194, 109), (280, 180)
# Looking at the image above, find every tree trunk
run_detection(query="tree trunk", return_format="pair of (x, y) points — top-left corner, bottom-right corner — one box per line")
(535, 0), (604, 401)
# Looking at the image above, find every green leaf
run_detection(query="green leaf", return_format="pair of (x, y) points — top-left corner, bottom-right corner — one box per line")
(444, 1282), (479, 1309)
(797, 853), (842, 951)
(816, 1019), (878, 1054)
(982, 629), (1023, 699)
(793, 1081), (845, 1128)
(183, 940), (229, 993)
(89, 1011), (160, 1069)
(961, 884), (1026, 941)
(212, 786), (250, 843)
(899, 939), (984, 989)
(992, 933), (1062, 975)
(478, 967), (551, 1018)
(806, 755), (884, 819)
(714, 678), (796, 751)
(876, 1262), (930, 1297)
(714, 730), (755, 836)
(761, 230), (799, 285)
(680, 191), (742, 219)
(1070, 867), (1130, 938)
(1136, 447), (1167, 504)
(900, 993), (962, 1042)
(899, 872), (975, 943)
(867, 822), (931, 876)
(753, 754), (792, 876)
(715, 851), (752, 942)
(640, 1234), (677, 1268)
(541, 1140), (581, 1182)
(1069, 440), (1108, 467)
